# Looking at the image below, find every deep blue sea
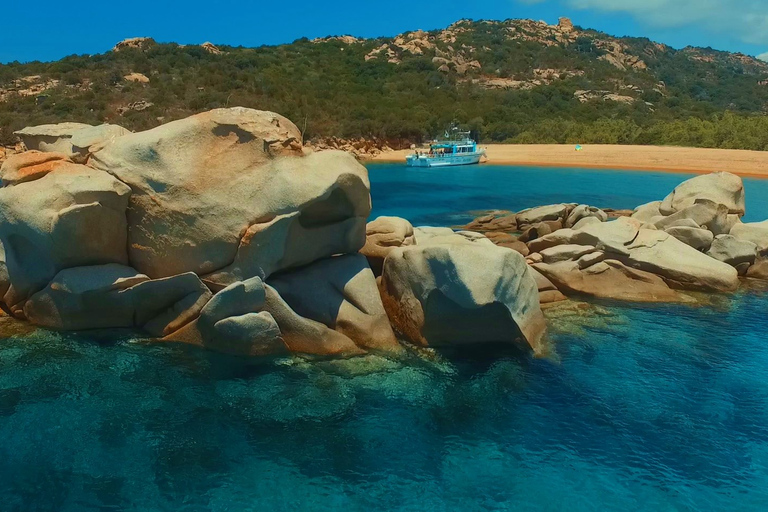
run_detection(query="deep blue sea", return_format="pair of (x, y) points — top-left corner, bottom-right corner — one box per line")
(2, 164), (768, 511)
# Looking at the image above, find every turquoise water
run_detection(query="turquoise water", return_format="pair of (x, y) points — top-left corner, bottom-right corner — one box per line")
(368, 163), (768, 225)
(2, 165), (768, 511)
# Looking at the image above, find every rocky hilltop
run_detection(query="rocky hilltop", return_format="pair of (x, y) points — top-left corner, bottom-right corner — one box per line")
(2, 18), (768, 149)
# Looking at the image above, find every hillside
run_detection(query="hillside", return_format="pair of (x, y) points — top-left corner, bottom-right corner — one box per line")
(3, 18), (768, 149)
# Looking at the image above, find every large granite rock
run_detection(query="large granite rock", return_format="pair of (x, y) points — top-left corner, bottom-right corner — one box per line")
(360, 216), (415, 275)
(516, 204), (568, 228)
(730, 221), (768, 253)
(529, 267), (567, 305)
(23, 264), (211, 336)
(89, 107), (370, 287)
(528, 218), (738, 293)
(0, 163), (131, 313)
(565, 204), (607, 228)
(14, 122), (93, 154)
(654, 199), (729, 235)
(268, 254), (400, 352)
(70, 124), (130, 162)
(379, 241), (546, 354)
(0, 151), (72, 186)
(660, 172), (745, 216)
(632, 201), (662, 223)
(707, 235), (758, 268)
(664, 226), (714, 251)
(173, 277), (287, 356)
(533, 257), (681, 303)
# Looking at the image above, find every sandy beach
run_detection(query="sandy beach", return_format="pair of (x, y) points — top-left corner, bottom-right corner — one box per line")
(371, 144), (768, 177)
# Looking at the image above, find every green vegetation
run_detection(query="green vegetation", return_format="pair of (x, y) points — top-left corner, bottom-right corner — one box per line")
(2, 19), (768, 149)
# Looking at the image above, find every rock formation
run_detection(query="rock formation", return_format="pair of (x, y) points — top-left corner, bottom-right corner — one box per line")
(379, 228), (547, 354)
(1, 107), (547, 359)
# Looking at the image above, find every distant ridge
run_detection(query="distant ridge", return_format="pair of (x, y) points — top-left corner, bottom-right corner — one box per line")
(2, 17), (768, 150)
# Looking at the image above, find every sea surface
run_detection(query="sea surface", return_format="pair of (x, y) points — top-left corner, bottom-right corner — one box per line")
(2, 164), (768, 511)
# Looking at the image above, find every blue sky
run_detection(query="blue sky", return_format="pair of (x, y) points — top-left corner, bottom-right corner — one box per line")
(2, 0), (768, 63)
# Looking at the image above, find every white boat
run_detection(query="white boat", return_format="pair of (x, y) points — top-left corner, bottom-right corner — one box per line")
(406, 130), (486, 168)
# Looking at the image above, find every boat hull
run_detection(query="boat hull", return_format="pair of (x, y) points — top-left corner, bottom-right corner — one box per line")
(406, 153), (484, 168)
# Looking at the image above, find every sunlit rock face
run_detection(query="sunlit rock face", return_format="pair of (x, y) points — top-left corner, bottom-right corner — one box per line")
(88, 108), (371, 287)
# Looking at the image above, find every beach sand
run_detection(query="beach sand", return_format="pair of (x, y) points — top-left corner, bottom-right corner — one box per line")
(371, 144), (768, 177)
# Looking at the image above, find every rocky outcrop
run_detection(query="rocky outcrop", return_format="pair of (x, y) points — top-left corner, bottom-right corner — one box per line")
(516, 204), (569, 228)
(379, 236), (546, 354)
(14, 123), (93, 154)
(113, 37), (156, 52)
(166, 277), (286, 356)
(89, 107), (369, 288)
(534, 257), (681, 303)
(707, 235), (757, 275)
(730, 221), (768, 253)
(12, 123), (130, 163)
(24, 264), (211, 336)
(124, 73), (150, 84)
(660, 172), (745, 216)
(528, 217), (739, 293)
(0, 163), (131, 314)
(70, 124), (130, 162)
(268, 254), (399, 352)
(360, 216), (415, 275)
(0, 151), (72, 186)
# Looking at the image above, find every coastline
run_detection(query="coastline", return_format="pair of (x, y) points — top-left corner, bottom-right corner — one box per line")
(369, 144), (768, 178)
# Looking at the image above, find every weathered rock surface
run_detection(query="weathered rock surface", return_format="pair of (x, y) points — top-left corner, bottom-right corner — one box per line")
(730, 221), (768, 253)
(747, 258), (768, 280)
(707, 235), (758, 268)
(89, 107), (370, 287)
(534, 258), (681, 302)
(660, 172), (745, 216)
(14, 123), (93, 154)
(268, 254), (400, 352)
(24, 264), (211, 336)
(654, 199), (728, 234)
(528, 218), (738, 293)
(0, 163), (131, 312)
(632, 201), (662, 223)
(0, 151), (72, 186)
(379, 242), (546, 354)
(516, 204), (568, 228)
(565, 204), (607, 228)
(263, 284), (365, 356)
(529, 267), (567, 305)
(70, 124), (130, 162)
(519, 220), (563, 242)
(462, 211), (517, 232)
(178, 277), (287, 356)
(664, 226), (714, 251)
(360, 216), (415, 275)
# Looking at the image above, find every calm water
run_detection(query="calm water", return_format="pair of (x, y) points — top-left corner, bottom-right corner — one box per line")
(2, 165), (768, 511)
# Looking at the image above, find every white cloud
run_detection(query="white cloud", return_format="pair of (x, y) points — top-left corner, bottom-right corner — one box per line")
(552, 0), (768, 47)
(758, 52), (768, 62)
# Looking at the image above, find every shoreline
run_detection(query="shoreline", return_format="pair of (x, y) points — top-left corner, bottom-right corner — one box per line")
(368, 144), (768, 178)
